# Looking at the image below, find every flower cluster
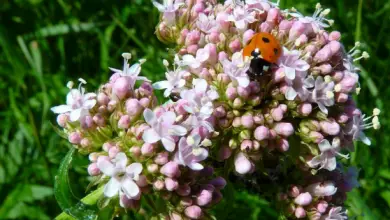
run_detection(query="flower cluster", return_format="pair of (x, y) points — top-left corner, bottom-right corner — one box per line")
(52, 0), (380, 219)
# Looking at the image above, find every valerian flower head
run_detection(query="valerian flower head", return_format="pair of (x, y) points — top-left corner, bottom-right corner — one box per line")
(142, 108), (187, 152)
(175, 135), (209, 170)
(180, 79), (219, 131)
(309, 76), (335, 114)
(221, 52), (250, 87)
(51, 78), (96, 122)
(97, 153), (142, 203)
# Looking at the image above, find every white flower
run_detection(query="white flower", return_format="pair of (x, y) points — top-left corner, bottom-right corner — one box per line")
(180, 79), (218, 131)
(227, 6), (257, 31)
(153, 62), (186, 97)
(221, 52), (250, 87)
(179, 48), (210, 69)
(97, 153), (142, 203)
(307, 138), (348, 171)
(152, 0), (184, 25)
(343, 110), (380, 146)
(196, 13), (217, 34)
(142, 108), (187, 152)
(289, 4), (333, 32)
(51, 79), (96, 122)
(175, 135), (209, 170)
(320, 207), (348, 220)
(109, 54), (150, 90)
(305, 181), (338, 197)
(309, 76), (335, 114)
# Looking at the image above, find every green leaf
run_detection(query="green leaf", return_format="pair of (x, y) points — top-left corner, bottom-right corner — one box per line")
(54, 148), (105, 220)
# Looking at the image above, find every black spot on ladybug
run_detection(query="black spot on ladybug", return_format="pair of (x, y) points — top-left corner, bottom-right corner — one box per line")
(274, 48), (278, 55)
(262, 37), (270, 43)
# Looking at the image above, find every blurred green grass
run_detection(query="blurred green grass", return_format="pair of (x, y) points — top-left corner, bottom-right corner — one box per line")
(0, 0), (389, 219)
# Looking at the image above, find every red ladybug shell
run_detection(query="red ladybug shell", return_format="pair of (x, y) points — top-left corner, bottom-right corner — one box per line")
(243, 32), (282, 63)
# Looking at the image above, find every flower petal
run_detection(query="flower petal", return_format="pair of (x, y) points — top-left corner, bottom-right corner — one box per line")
(188, 162), (204, 170)
(142, 128), (161, 143)
(162, 137), (176, 152)
(121, 177), (140, 198)
(126, 163), (143, 177)
(97, 159), (115, 176)
(115, 152), (128, 169)
(318, 139), (332, 152)
(70, 108), (82, 122)
(143, 109), (156, 125)
(285, 87), (297, 100)
(153, 81), (170, 90)
(104, 177), (121, 197)
(284, 66), (296, 80)
(51, 105), (72, 114)
(169, 125), (187, 136)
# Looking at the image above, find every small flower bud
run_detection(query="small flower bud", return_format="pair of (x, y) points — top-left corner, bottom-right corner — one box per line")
(309, 131), (324, 143)
(68, 132), (81, 144)
(57, 114), (69, 127)
(108, 146), (119, 158)
(147, 163), (159, 173)
(80, 138), (91, 148)
(243, 29), (255, 45)
(153, 180), (165, 191)
(88, 163), (100, 176)
(271, 107), (284, 121)
(154, 152), (169, 165)
(118, 115), (131, 129)
(237, 86), (250, 99)
(295, 207), (306, 218)
(233, 97), (244, 109)
(160, 161), (180, 178)
(196, 188), (213, 206)
(184, 205), (202, 219)
(316, 201), (328, 213)
(241, 114), (254, 129)
(112, 77), (130, 99)
(176, 184), (191, 196)
(294, 192), (313, 206)
(298, 103), (312, 116)
(93, 114), (105, 127)
(226, 87), (238, 100)
(289, 21), (306, 41)
(274, 122), (294, 137)
(276, 138), (289, 152)
(234, 152), (252, 175)
(97, 93), (109, 106)
(320, 119), (340, 135)
(254, 126), (269, 141)
(218, 147), (232, 161)
(289, 185), (301, 198)
(165, 178), (179, 191)
(229, 39), (241, 53)
(141, 143), (155, 156)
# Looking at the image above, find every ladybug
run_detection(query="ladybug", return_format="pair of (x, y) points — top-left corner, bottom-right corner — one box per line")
(243, 32), (282, 78)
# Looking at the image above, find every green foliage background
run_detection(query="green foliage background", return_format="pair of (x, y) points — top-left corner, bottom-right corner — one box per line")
(0, 0), (389, 219)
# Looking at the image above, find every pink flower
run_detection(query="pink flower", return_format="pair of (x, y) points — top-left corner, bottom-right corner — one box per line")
(196, 13), (217, 33)
(142, 108), (187, 152)
(309, 76), (335, 114)
(221, 52), (250, 87)
(321, 206), (347, 220)
(152, 0), (184, 25)
(307, 138), (348, 171)
(227, 6), (257, 31)
(175, 135), (209, 170)
(153, 61), (186, 97)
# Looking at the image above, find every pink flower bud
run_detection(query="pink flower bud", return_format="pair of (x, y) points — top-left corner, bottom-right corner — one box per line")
(254, 126), (269, 141)
(108, 146), (119, 158)
(316, 200), (328, 213)
(289, 185), (301, 198)
(271, 107), (284, 121)
(298, 103), (312, 116)
(295, 207), (306, 218)
(134, 175), (148, 187)
(141, 143), (155, 156)
(118, 115), (131, 129)
(68, 132), (81, 144)
(165, 178), (179, 191)
(184, 205), (202, 219)
(97, 93), (109, 106)
(237, 86), (250, 99)
(187, 44), (199, 55)
(57, 114), (69, 127)
(89, 153), (98, 162)
(180, 196), (193, 207)
(135, 123), (149, 139)
(185, 30), (201, 46)
(338, 72), (358, 93)
(233, 98), (244, 109)
(153, 180), (165, 191)
(241, 115), (254, 129)
(218, 147), (232, 161)
(218, 51), (228, 62)
(243, 29), (255, 45)
(329, 31), (341, 41)
(229, 39), (241, 53)
(88, 163), (100, 176)
(81, 115), (94, 129)
(314, 45), (332, 63)
(320, 119), (340, 135)
(329, 41), (341, 55)
(234, 152), (252, 175)
(205, 43), (217, 65)
(276, 138), (289, 152)
(176, 184), (191, 196)
(240, 140), (253, 151)
(226, 87), (238, 100)
(93, 114), (105, 127)
(309, 131), (324, 143)
(266, 8), (280, 24)
(274, 122), (294, 137)
(120, 196), (140, 209)
(214, 106), (226, 118)
(160, 161), (180, 178)
(208, 31), (220, 43)
(336, 93), (348, 103)
(216, 12), (230, 32)
(337, 114), (349, 124)
(193, 3), (204, 13)
(279, 20), (293, 32)
(232, 117), (242, 128)
(289, 21), (306, 41)
(139, 82), (153, 97)
(260, 22), (272, 33)
(154, 152), (169, 165)
(175, 99), (189, 115)
(196, 188), (213, 206)
(147, 163), (159, 173)
(139, 97), (150, 108)
(294, 192), (313, 206)
(112, 77), (130, 99)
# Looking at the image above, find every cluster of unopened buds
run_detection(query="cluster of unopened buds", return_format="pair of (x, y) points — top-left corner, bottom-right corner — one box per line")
(52, 0), (380, 219)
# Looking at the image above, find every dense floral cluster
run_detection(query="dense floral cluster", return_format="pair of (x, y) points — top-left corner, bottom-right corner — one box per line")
(52, 0), (380, 219)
